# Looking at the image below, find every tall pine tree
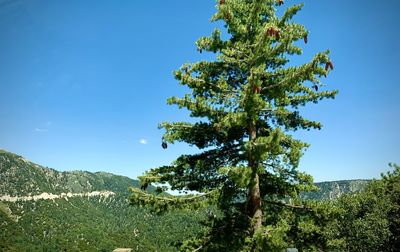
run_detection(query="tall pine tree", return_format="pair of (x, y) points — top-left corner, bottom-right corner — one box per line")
(130, 0), (338, 250)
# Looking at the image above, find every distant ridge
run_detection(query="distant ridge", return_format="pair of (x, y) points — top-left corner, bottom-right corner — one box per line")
(301, 179), (371, 200)
(0, 149), (370, 199)
(0, 149), (140, 197)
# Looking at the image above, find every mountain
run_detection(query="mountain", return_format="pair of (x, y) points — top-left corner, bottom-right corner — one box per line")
(0, 150), (204, 251)
(301, 179), (371, 201)
(0, 150), (141, 197)
(0, 150), (371, 251)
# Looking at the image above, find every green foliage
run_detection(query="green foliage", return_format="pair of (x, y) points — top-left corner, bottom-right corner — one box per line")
(328, 164), (400, 251)
(130, 0), (338, 250)
(1, 196), (204, 251)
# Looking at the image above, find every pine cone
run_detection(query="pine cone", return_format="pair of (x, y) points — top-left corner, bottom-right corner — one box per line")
(325, 61), (333, 71)
(329, 61), (334, 70)
(253, 86), (262, 94)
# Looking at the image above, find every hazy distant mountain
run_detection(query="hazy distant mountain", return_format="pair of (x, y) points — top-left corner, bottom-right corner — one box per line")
(301, 179), (371, 201)
(0, 150), (371, 251)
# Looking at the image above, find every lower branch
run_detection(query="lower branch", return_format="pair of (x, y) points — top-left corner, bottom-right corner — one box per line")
(264, 200), (311, 210)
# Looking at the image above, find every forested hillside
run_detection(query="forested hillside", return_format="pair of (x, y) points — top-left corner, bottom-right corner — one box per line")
(0, 150), (204, 251)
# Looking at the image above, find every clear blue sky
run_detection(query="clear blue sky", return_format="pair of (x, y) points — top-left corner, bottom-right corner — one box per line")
(0, 0), (399, 182)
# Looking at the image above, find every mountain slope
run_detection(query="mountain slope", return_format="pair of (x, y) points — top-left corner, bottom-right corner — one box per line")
(0, 150), (204, 251)
(0, 150), (140, 196)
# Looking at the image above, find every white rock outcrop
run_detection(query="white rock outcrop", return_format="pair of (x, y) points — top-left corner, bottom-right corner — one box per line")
(0, 191), (115, 202)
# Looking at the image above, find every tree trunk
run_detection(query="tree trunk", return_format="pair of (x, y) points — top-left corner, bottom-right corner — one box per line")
(249, 172), (262, 232)
(248, 123), (263, 234)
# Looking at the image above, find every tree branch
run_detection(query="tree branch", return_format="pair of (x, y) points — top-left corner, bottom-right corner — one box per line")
(265, 200), (310, 210)
(192, 245), (203, 252)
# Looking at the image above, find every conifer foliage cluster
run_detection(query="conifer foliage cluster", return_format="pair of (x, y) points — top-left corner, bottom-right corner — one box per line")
(130, 0), (338, 250)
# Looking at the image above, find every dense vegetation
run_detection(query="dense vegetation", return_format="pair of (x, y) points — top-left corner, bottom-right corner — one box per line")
(325, 164), (400, 251)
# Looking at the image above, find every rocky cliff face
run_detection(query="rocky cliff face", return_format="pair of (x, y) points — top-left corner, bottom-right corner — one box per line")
(301, 179), (370, 200)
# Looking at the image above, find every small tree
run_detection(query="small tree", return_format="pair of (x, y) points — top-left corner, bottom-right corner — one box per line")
(130, 0), (337, 250)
